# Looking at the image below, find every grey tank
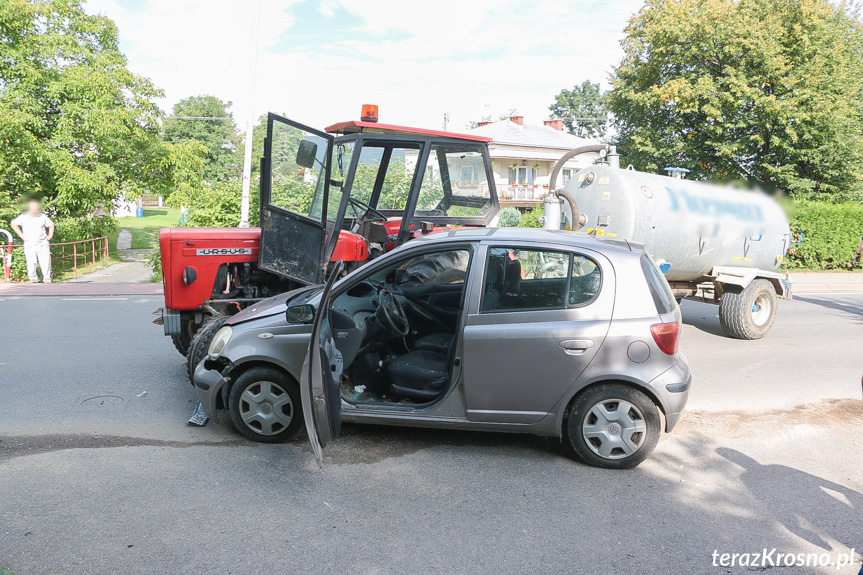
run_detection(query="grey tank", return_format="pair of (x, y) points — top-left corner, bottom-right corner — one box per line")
(563, 165), (791, 281)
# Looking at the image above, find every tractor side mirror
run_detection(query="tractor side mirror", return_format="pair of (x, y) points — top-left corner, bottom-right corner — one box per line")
(296, 140), (318, 169)
(286, 304), (315, 324)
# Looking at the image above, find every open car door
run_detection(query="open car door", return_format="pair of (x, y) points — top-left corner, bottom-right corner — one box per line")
(299, 260), (344, 467)
(259, 113), (343, 285)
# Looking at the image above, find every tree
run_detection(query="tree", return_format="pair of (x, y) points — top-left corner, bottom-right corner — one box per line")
(549, 81), (609, 139)
(607, 0), (863, 198)
(163, 95), (240, 183)
(0, 0), (199, 239)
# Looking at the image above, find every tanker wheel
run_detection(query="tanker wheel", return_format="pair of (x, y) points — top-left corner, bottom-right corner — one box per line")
(171, 319), (197, 357)
(187, 315), (228, 384)
(718, 279), (777, 340)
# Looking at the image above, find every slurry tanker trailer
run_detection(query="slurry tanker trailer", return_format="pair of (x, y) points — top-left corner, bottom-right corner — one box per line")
(543, 147), (794, 340)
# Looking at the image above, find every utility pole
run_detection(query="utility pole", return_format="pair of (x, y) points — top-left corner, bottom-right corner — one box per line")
(239, 0), (262, 228)
(443, 113), (449, 131)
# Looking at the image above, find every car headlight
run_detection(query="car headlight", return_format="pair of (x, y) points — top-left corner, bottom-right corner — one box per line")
(208, 326), (233, 359)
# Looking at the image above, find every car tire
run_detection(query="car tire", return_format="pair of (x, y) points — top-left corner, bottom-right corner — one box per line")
(718, 279), (777, 340)
(228, 367), (304, 443)
(186, 315), (227, 384)
(563, 384), (661, 469)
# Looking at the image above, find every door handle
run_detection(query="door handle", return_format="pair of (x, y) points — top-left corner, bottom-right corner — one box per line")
(560, 339), (594, 354)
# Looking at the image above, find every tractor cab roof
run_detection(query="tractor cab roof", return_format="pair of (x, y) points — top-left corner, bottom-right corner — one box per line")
(325, 120), (491, 143)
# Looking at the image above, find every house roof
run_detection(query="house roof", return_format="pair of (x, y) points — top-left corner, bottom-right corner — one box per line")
(466, 120), (596, 150)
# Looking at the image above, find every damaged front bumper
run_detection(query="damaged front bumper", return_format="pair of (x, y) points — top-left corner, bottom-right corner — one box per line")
(193, 357), (230, 421)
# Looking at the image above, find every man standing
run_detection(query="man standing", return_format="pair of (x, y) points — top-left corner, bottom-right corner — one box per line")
(854, 235), (863, 265)
(11, 198), (54, 283)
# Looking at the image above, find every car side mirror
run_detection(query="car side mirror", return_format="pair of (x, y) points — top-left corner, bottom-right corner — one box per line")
(286, 304), (315, 324)
(296, 140), (318, 169)
(392, 269), (409, 285)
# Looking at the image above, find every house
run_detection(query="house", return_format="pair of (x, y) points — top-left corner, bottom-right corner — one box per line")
(466, 116), (599, 207)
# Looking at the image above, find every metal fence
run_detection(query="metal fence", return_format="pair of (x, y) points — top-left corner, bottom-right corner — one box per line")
(3, 236), (110, 281)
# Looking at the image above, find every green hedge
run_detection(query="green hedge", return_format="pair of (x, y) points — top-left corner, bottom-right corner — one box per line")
(784, 200), (863, 270)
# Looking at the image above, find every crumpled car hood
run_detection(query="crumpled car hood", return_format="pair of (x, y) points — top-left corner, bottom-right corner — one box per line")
(226, 285), (320, 326)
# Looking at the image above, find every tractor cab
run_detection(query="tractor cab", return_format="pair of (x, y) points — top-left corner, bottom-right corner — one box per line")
(258, 107), (500, 285)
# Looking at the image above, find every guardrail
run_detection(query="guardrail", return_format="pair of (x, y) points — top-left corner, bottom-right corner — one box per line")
(3, 236), (110, 281)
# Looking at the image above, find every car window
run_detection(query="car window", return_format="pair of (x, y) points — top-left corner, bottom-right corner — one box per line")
(482, 248), (567, 312)
(640, 254), (676, 314)
(569, 255), (602, 306)
(481, 248), (601, 312)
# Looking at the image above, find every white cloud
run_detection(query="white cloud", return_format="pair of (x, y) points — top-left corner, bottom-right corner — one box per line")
(84, 0), (643, 132)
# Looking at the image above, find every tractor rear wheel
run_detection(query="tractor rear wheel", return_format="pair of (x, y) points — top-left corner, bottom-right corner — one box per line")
(187, 315), (228, 384)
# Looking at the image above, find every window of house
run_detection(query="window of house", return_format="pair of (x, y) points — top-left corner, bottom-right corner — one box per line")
(508, 165), (535, 185)
(481, 248), (601, 312)
(562, 168), (573, 186)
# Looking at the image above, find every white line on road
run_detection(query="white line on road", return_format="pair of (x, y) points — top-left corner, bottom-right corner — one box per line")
(793, 292), (863, 296)
(60, 297), (129, 301)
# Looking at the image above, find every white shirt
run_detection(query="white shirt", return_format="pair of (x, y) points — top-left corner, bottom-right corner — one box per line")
(11, 212), (54, 244)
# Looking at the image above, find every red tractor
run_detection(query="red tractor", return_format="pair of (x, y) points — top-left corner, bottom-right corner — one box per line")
(158, 108), (501, 373)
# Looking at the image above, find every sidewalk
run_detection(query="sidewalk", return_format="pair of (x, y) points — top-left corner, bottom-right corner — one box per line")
(788, 272), (863, 294)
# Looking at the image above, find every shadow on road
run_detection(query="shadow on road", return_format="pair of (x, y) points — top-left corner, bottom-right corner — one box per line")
(679, 300), (727, 336)
(794, 295), (863, 319)
(717, 447), (862, 551)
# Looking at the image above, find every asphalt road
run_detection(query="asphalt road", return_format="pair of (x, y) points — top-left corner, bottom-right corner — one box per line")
(0, 295), (861, 574)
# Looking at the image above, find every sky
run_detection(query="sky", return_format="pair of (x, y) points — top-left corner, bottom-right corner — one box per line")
(83, 0), (645, 133)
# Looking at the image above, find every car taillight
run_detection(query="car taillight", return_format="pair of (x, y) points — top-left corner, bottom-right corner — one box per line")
(651, 322), (679, 355)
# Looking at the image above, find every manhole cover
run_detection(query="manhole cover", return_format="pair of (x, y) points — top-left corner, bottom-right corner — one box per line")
(72, 395), (125, 412)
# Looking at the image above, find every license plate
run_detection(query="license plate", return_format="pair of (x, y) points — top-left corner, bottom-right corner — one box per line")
(195, 248), (253, 256)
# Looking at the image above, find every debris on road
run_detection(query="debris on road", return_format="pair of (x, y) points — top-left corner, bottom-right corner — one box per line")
(187, 402), (208, 427)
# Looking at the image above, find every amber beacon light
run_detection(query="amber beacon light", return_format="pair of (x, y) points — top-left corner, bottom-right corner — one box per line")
(361, 104), (379, 123)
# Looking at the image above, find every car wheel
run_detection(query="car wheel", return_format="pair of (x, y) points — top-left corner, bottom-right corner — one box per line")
(718, 279), (777, 340)
(228, 367), (303, 443)
(563, 384), (661, 469)
(186, 315), (227, 384)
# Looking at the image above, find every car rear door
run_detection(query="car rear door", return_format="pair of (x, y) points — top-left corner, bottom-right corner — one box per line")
(259, 113), (343, 284)
(299, 260), (344, 466)
(461, 244), (614, 424)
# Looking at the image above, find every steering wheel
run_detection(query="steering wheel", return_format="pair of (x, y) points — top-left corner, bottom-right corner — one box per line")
(378, 288), (410, 336)
(348, 197), (387, 223)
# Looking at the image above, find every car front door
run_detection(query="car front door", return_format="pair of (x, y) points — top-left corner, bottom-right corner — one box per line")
(299, 260), (344, 466)
(259, 113), (345, 284)
(461, 243), (615, 424)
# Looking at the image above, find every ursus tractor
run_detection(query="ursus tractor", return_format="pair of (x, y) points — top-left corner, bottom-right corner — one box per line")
(157, 107), (500, 372)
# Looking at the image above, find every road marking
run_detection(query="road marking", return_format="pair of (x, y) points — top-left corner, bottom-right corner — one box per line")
(60, 297), (129, 301)
(793, 292), (863, 296)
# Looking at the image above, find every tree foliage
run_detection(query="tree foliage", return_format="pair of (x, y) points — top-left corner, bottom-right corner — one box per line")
(549, 81), (609, 139)
(608, 0), (863, 198)
(163, 95), (239, 183)
(0, 0), (200, 239)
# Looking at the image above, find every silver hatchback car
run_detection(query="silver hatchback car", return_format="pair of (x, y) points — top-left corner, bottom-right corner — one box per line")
(193, 228), (691, 469)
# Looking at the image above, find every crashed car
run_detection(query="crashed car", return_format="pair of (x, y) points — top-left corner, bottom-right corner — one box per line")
(193, 227), (691, 469)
